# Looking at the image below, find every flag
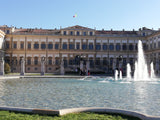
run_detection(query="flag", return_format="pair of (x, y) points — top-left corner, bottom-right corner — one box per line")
(73, 14), (77, 18)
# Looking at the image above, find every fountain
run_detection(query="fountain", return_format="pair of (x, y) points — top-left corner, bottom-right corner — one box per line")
(133, 40), (149, 81)
(119, 70), (122, 80)
(114, 70), (118, 80)
(127, 63), (131, 80)
(150, 62), (155, 78)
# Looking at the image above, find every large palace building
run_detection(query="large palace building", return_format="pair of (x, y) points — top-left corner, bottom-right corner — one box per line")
(0, 25), (160, 75)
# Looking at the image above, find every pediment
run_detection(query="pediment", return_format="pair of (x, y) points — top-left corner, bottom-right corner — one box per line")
(62, 25), (94, 31)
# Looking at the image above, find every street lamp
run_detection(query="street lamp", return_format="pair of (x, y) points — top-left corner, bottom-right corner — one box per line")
(41, 56), (45, 75)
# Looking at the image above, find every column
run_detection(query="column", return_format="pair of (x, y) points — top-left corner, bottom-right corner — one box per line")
(20, 57), (25, 75)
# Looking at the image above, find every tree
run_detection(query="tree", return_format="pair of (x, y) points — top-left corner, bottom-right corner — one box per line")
(4, 63), (10, 74)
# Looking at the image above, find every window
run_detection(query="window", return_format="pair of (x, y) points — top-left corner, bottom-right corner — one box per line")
(28, 43), (31, 49)
(143, 44), (147, 50)
(6, 42), (9, 49)
(96, 44), (101, 50)
(109, 44), (114, 50)
(123, 58), (126, 65)
(116, 44), (121, 51)
(5, 57), (10, 64)
(96, 58), (100, 65)
(89, 44), (93, 50)
(13, 43), (17, 49)
(76, 44), (80, 49)
(143, 33), (145, 36)
(6, 30), (10, 34)
(48, 59), (52, 65)
(110, 58), (113, 65)
(27, 58), (31, 65)
(21, 42), (24, 49)
(77, 31), (80, 36)
(129, 44), (133, 51)
(48, 68), (52, 70)
(89, 32), (93, 36)
(64, 59), (67, 67)
(70, 31), (73, 35)
(63, 31), (66, 35)
(158, 41), (160, 48)
(34, 43), (39, 49)
(103, 45), (107, 50)
(34, 58), (38, 65)
(41, 43), (46, 49)
(83, 32), (86, 36)
(122, 44), (127, 50)
(69, 59), (74, 65)
(63, 43), (67, 49)
(150, 44), (152, 49)
(55, 59), (59, 65)
(135, 44), (138, 50)
(103, 58), (108, 65)
(35, 67), (38, 70)
(69, 44), (74, 49)
(82, 44), (87, 50)
(154, 43), (156, 49)
(55, 44), (59, 49)
(27, 67), (30, 71)
(89, 59), (94, 68)
(48, 43), (53, 49)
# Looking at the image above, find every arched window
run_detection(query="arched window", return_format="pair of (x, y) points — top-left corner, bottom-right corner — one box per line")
(27, 57), (31, 65)
(48, 57), (52, 65)
(89, 57), (94, 68)
(34, 57), (38, 65)
(55, 57), (59, 65)
(95, 58), (100, 65)
(103, 57), (108, 65)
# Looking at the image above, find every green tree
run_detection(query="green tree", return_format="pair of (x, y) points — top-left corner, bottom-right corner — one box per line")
(4, 63), (10, 74)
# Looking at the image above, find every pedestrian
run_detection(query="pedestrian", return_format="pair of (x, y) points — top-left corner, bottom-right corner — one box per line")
(88, 70), (90, 76)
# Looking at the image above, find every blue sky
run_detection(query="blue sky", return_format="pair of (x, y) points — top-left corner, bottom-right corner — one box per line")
(1, 0), (160, 30)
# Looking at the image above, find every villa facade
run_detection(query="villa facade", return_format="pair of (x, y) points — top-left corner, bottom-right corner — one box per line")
(0, 25), (160, 75)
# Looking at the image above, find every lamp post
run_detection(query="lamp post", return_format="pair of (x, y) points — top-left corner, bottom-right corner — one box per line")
(41, 56), (45, 75)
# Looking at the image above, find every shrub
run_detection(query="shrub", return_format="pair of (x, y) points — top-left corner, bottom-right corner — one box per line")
(4, 63), (10, 74)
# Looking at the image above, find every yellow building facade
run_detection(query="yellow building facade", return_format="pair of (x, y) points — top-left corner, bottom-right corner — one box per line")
(0, 25), (160, 75)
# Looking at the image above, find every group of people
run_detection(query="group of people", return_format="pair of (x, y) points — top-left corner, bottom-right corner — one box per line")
(75, 67), (90, 76)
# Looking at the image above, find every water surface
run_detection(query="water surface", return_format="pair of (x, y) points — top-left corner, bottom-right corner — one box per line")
(0, 77), (159, 116)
